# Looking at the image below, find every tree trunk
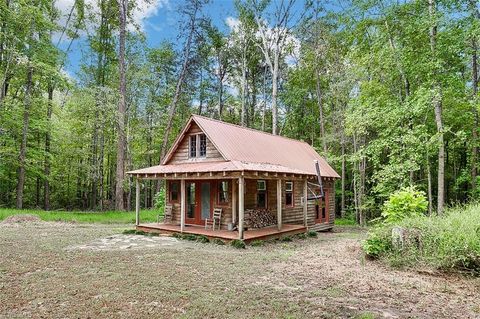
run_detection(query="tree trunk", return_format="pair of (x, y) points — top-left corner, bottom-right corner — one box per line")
(115, 0), (127, 211)
(241, 51), (247, 126)
(429, 0), (445, 214)
(341, 129), (346, 218)
(271, 57), (278, 135)
(471, 37), (478, 193)
(44, 84), (53, 210)
(16, 66), (33, 209)
(315, 70), (327, 154)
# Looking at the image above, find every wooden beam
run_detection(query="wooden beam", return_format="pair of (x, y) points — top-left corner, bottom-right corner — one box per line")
(238, 176), (245, 240)
(303, 179), (308, 227)
(135, 178), (140, 226)
(180, 179), (186, 233)
(277, 179), (282, 231)
(232, 179), (237, 225)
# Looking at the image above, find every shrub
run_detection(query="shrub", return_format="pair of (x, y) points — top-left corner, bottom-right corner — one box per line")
(172, 232), (182, 239)
(362, 228), (391, 258)
(280, 236), (292, 242)
(183, 234), (197, 241)
(307, 230), (318, 237)
(250, 240), (264, 247)
(135, 230), (147, 235)
(196, 235), (210, 243)
(153, 188), (166, 210)
(212, 238), (225, 245)
(381, 186), (428, 224)
(363, 202), (480, 274)
(230, 239), (246, 249)
(296, 233), (307, 240)
(122, 229), (136, 234)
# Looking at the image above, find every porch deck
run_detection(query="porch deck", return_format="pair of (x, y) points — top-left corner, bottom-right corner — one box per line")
(136, 223), (307, 243)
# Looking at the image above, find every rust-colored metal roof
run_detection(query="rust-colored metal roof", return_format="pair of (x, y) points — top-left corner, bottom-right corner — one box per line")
(128, 115), (340, 178)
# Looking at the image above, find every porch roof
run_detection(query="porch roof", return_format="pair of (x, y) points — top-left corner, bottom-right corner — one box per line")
(128, 160), (313, 176)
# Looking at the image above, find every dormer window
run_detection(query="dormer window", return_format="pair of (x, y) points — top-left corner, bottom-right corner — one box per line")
(189, 134), (207, 158)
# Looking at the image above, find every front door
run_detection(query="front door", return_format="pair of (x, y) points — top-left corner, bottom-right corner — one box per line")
(185, 181), (212, 225)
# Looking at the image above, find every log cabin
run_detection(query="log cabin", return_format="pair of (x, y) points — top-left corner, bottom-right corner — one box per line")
(127, 115), (340, 242)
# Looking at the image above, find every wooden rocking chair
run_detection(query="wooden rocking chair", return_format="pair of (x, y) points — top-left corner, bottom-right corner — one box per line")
(205, 208), (222, 230)
(159, 205), (173, 224)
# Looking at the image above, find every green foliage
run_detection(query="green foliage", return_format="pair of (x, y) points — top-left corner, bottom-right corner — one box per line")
(296, 233), (307, 240)
(335, 218), (356, 226)
(362, 229), (392, 258)
(381, 187), (428, 224)
(363, 203), (480, 274)
(307, 230), (318, 238)
(122, 229), (136, 234)
(212, 238), (225, 245)
(230, 239), (246, 249)
(196, 235), (210, 243)
(250, 240), (264, 246)
(280, 236), (292, 242)
(153, 189), (166, 210)
(183, 234), (198, 241)
(135, 230), (146, 235)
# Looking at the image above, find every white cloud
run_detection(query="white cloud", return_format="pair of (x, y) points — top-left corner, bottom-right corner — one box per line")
(225, 16), (240, 32)
(54, 0), (169, 41)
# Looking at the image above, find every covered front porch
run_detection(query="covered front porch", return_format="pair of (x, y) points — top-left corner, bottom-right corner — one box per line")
(132, 169), (320, 240)
(136, 223), (307, 243)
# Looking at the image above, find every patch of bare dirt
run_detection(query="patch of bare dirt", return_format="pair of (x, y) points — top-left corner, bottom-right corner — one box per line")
(66, 234), (187, 251)
(1, 214), (42, 224)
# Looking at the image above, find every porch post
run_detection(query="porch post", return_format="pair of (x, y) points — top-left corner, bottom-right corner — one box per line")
(303, 179), (308, 227)
(135, 178), (140, 226)
(180, 179), (186, 233)
(238, 176), (244, 240)
(232, 179), (237, 225)
(277, 179), (282, 230)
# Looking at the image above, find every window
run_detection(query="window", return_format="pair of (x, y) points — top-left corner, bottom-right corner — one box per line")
(186, 183), (195, 218)
(189, 134), (207, 158)
(218, 180), (229, 204)
(169, 181), (179, 202)
(285, 181), (293, 207)
(257, 180), (267, 208)
(189, 135), (197, 157)
(199, 134), (207, 157)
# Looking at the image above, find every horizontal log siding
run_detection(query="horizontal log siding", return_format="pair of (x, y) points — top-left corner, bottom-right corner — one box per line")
(168, 123), (224, 164)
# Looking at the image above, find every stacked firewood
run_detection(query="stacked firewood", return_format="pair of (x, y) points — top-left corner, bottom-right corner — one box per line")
(244, 209), (276, 229)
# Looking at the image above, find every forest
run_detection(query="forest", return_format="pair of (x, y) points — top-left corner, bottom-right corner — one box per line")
(0, 0), (479, 225)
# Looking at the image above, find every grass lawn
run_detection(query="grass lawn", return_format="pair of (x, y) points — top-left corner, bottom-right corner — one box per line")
(334, 217), (357, 225)
(0, 208), (162, 224)
(0, 222), (478, 318)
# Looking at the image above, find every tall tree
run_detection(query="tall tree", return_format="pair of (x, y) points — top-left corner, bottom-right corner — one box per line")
(115, 0), (127, 210)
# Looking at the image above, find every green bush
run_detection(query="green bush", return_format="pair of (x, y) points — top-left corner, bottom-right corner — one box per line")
(250, 240), (264, 246)
(363, 202), (480, 273)
(153, 188), (166, 210)
(196, 235), (210, 243)
(307, 230), (318, 237)
(212, 238), (225, 245)
(122, 229), (136, 234)
(381, 186), (428, 224)
(280, 236), (292, 242)
(183, 234), (198, 241)
(135, 230), (147, 235)
(230, 239), (246, 249)
(296, 233), (307, 240)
